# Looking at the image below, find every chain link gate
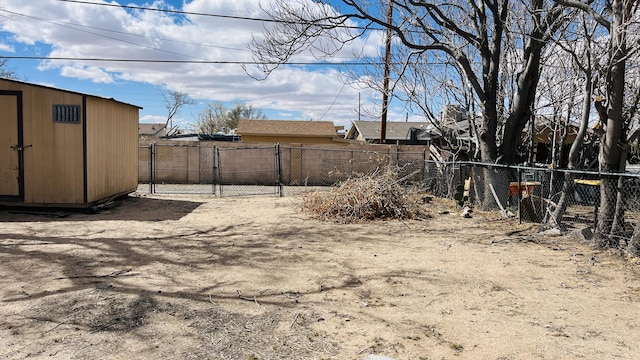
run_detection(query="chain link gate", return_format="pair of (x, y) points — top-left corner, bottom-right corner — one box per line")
(214, 145), (282, 197)
(149, 143), (216, 194)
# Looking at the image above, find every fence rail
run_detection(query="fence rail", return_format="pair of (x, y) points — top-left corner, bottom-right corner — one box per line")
(137, 143), (640, 252)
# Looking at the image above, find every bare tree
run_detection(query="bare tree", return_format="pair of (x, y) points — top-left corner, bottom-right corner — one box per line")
(395, 55), (481, 154)
(226, 103), (268, 129)
(161, 89), (194, 136)
(540, 12), (603, 228)
(194, 102), (267, 134)
(499, 0), (571, 164)
(0, 58), (18, 79)
(556, 0), (640, 248)
(250, 0), (568, 208)
(195, 102), (228, 134)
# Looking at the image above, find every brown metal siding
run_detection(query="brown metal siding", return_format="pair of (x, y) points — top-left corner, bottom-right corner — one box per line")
(6, 81), (86, 205)
(0, 78), (139, 207)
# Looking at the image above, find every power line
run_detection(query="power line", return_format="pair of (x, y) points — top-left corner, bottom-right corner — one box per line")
(56, 0), (282, 23)
(1, 9), (202, 60)
(0, 55), (386, 66)
(1, 55), (456, 68)
(0, 9), (250, 53)
(319, 82), (347, 120)
(55, 0), (374, 30)
(1, 5), (378, 62)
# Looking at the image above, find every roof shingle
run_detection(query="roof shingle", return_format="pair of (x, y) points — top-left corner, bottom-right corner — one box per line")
(236, 119), (338, 137)
(348, 121), (430, 141)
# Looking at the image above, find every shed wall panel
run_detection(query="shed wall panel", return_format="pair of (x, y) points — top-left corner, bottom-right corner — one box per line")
(0, 78), (139, 207)
(85, 97), (139, 203)
(0, 80), (86, 205)
(0, 95), (19, 196)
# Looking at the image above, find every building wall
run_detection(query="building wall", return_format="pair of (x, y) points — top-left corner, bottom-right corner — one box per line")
(86, 96), (139, 203)
(240, 135), (337, 144)
(138, 140), (430, 186)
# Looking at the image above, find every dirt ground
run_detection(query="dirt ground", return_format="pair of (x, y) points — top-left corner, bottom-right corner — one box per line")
(1, 192), (640, 360)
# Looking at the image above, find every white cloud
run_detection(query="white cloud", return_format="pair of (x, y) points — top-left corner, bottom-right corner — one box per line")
(139, 114), (166, 123)
(0, 43), (14, 52)
(58, 65), (115, 83)
(0, 0), (387, 127)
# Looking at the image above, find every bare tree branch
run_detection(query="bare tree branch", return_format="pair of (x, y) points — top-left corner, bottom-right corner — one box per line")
(554, 0), (611, 29)
(161, 89), (194, 136)
(194, 102), (267, 134)
(0, 58), (18, 80)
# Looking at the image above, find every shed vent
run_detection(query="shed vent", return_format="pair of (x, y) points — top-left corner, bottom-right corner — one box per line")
(53, 105), (81, 124)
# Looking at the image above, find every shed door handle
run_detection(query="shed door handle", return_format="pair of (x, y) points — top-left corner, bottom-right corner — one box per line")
(11, 144), (32, 151)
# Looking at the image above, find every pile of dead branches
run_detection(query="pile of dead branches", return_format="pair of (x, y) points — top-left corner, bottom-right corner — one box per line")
(302, 168), (432, 223)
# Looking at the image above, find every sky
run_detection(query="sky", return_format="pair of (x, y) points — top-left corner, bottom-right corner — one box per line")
(0, 0), (420, 131)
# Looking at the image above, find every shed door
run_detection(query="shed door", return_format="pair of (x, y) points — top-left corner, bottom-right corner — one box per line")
(0, 94), (21, 198)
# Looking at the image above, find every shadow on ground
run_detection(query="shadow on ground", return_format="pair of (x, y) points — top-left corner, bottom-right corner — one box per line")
(0, 195), (205, 222)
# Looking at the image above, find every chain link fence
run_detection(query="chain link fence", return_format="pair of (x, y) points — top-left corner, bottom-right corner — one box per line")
(138, 143), (429, 197)
(447, 162), (640, 252)
(137, 143), (640, 250)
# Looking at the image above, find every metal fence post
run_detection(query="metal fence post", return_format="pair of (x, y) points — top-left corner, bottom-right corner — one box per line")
(517, 166), (522, 224)
(212, 145), (217, 196)
(422, 148), (427, 182)
(148, 143), (154, 194)
(217, 146), (224, 196)
(350, 150), (354, 177)
(276, 143), (283, 197)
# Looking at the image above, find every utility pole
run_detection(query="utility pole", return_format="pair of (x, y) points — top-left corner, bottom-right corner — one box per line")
(380, 0), (393, 144)
(358, 92), (361, 121)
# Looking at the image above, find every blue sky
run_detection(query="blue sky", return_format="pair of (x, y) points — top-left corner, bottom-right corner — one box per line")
(0, 0), (420, 131)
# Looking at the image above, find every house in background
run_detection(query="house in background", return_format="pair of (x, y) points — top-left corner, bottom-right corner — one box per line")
(0, 78), (141, 208)
(345, 121), (440, 145)
(139, 123), (167, 139)
(235, 119), (342, 144)
(528, 118), (584, 165)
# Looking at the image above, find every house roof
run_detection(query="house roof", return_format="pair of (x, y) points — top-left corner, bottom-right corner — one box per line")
(533, 121), (580, 144)
(0, 77), (142, 109)
(235, 119), (338, 137)
(443, 119), (471, 132)
(138, 123), (167, 136)
(346, 121), (432, 141)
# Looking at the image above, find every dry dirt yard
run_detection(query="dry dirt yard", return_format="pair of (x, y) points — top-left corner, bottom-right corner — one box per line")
(1, 192), (640, 360)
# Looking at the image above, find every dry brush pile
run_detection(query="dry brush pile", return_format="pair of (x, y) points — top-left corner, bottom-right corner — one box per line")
(302, 168), (432, 223)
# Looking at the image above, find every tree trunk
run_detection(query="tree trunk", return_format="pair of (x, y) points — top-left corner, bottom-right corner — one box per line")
(628, 221), (640, 256)
(501, 0), (563, 164)
(610, 175), (627, 238)
(479, 102), (503, 209)
(595, 0), (628, 245)
(548, 72), (592, 227)
(597, 176), (621, 247)
(501, 62), (539, 165)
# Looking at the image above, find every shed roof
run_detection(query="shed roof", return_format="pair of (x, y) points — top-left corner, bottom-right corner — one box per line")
(236, 119), (338, 137)
(0, 78), (142, 109)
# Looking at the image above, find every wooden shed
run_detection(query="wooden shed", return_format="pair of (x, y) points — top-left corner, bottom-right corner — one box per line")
(0, 78), (141, 208)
